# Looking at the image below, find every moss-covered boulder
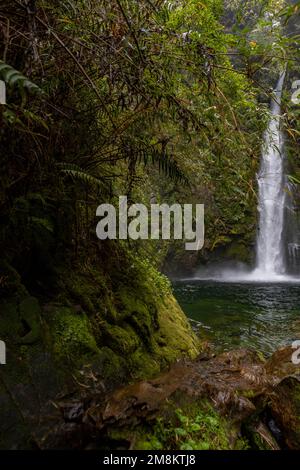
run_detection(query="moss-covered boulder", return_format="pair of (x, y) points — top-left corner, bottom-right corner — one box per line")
(0, 258), (199, 449)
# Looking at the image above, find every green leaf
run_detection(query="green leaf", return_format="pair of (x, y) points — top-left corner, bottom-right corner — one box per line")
(198, 441), (210, 450)
(30, 217), (54, 233)
(180, 442), (196, 450)
(190, 423), (202, 432)
(0, 60), (42, 95)
(175, 428), (188, 437)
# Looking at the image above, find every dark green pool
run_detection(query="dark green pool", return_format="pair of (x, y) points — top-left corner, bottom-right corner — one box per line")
(173, 281), (300, 355)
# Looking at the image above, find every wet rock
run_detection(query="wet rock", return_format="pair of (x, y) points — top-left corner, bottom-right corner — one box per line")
(267, 418), (282, 442)
(41, 349), (268, 447)
(244, 420), (280, 450)
(26, 346), (300, 450)
(268, 376), (300, 449)
(63, 403), (85, 423)
(264, 345), (300, 382)
(39, 422), (86, 450)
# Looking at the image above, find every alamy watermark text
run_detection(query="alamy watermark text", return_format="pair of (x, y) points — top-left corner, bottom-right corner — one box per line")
(0, 340), (6, 365)
(96, 196), (205, 251)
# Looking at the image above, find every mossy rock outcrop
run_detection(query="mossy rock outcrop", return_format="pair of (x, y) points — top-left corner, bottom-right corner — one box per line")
(0, 259), (199, 449)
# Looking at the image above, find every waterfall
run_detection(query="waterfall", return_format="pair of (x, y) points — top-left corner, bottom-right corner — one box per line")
(255, 72), (286, 277)
(193, 71), (300, 283)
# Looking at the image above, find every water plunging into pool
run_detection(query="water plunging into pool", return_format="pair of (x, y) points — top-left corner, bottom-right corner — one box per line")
(254, 72), (286, 278)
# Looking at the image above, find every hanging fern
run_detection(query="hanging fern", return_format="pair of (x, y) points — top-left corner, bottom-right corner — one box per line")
(56, 162), (109, 191)
(0, 61), (42, 95)
(122, 139), (188, 184)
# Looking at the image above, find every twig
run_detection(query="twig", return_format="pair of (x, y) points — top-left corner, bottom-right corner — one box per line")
(115, 0), (145, 63)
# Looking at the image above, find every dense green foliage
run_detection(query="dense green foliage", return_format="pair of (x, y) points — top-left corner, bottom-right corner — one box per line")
(0, 0), (292, 280)
(0, 0), (299, 343)
(136, 402), (242, 450)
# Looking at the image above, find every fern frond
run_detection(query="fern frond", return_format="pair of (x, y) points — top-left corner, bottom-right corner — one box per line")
(0, 61), (42, 95)
(129, 140), (188, 184)
(57, 163), (108, 191)
(56, 162), (83, 172)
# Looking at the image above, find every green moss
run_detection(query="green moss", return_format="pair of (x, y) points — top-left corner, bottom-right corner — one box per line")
(234, 437), (250, 450)
(46, 254), (199, 379)
(38, 264), (199, 382)
(0, 252), (201, 451)
(61, 273), (100, 313)
(57, 266), (117, 321)
(1, 260), (199, 387)
(129, 349), (161, 379)
(239, 389), (256, 399)
(135, 257), (171, 296)
(129, 309), (156, 350)
(256, 350), (266, 363)
(95, 346), (127, 381)
(118, 285), (155, 319)
(252, 431), (273, 450)
(50, 306), (99, 363)
(225, 241), (251, 263)
(98, 293), (198, 380)
(153, 296), (199, 364)
(102, 322), (140, 355)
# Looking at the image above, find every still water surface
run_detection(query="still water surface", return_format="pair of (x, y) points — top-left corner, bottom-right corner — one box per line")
(173, 281), (300, 355)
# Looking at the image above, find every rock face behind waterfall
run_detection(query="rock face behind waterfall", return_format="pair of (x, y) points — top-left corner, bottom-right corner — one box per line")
(33, 345), (300, 450)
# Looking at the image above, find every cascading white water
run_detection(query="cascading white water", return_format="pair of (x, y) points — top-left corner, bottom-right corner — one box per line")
(255, 72), (286, 277)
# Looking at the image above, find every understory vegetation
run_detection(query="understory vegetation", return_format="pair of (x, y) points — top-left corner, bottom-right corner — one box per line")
(136, 402), (248, 450)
